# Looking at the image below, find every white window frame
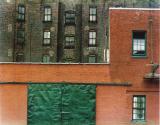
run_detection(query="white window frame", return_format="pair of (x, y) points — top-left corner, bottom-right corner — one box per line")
(44, 7), (52, 21)
(43, 31), (51, 45)
(89, 31), (96, 46)
(89, 7), (97, 22)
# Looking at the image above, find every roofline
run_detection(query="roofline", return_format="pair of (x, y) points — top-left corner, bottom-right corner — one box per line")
(109, 7), (160, 11)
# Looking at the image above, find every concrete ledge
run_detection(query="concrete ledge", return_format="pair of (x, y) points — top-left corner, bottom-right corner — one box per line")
(0, 82), (132, 86)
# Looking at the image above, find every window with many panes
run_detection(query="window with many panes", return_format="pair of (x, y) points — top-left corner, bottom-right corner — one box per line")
(42, 55), (50, 63)
(89, 7), (97, 22)
(88, 55), (96, 63)
(43, 31), (51, 45)
(16, 53), (24, 62)
(17, 29), (25, 44)
(65, 11), (75, 25)
(132, 96), (146, 121)
(65, 36), (75, 49)
(89, 31), (96, 47)
(17, 5), (25, 21)
(44, 6), (52, 22)
(132, 31), (146, 57)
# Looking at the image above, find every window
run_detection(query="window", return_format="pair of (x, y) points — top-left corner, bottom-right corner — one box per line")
(65, 11), (75, 25)
(16, 53), (24, 62)
(17, 29), (25, 44)
(89, 31), (96, 46)
(42, 55), (50, 63)
(89, 7), (97, 22)
(132, 96), (146, 121)
(65, 36), (75, 49)
(88, 55), (96, 63)
(132, 31), (146, 57)
(17, 5), (25, 21)
(44, 7), (52, 22)
(43, 31), (51, 45)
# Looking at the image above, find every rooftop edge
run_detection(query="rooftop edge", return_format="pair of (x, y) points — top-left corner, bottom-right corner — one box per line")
(109, 7), (160, 10)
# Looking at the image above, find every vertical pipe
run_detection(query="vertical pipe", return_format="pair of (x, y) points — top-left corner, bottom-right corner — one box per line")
(149, 11), (153, 64)
(13, 0), (17, 62)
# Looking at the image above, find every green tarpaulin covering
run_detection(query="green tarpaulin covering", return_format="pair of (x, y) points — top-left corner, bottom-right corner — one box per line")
(28, 84), (96, 125)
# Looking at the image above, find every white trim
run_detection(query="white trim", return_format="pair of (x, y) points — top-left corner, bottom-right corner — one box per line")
(109, 7), (160, 11)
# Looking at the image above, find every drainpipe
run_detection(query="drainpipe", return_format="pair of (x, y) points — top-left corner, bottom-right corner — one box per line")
(13, 0), (17, 62)
(149, 12), (153, 64)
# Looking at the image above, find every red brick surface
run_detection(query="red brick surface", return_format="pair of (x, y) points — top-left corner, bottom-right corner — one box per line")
(0, 84), (27, 125)
(102, 8), (159, 125)
(0, 64), (111, 83)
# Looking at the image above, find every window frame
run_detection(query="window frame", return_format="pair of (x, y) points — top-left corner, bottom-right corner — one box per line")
(88, 54), (97, 63)
(65, 10), (76, 25)
(17, 4), (25, 22)
(132, 95), (146, 121)
(132, 31), (147, 57)
(44, 6), (52, 22)
(42, 55), (50, 63)
(16, 52), (24, 62)
(89, 6), (97, 23)
(17, 29), (25, 44)
(64, 35), (75, 49)
(43, 30), (51, 46)
(88, 30), (97, 47)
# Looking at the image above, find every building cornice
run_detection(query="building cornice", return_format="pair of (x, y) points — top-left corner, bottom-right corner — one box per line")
(109, 7), (160, 11)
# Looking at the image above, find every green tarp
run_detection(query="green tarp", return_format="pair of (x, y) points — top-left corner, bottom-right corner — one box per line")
(28, 84), (96, 125)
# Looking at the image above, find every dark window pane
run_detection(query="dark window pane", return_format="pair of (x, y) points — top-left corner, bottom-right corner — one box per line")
(132, 31), (146, 56)
(16, 53), (24, 62)
(65, 11), (75, 25)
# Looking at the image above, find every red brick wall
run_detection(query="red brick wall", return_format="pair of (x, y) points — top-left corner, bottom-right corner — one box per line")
(109, 9), (159, 89)
(107, 8), (159, 125)
(97, 86), (159, 125)
(0, 84), (27, 125)
(0, 64), (110, 83)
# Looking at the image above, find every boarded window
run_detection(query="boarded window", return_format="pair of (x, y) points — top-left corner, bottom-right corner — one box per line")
(28, 84), (96, 125)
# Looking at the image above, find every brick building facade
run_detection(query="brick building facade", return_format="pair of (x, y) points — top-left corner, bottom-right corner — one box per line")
(0, 0), (159, 63)
(0, 0), (108, 63)
(0, 8), (159, 125)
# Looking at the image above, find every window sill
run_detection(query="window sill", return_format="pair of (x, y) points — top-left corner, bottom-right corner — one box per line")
(64, 47), (75, 49)
(43, 21), (52, 23)
(132, 55), (147, 59)
(131, 120), (146, 124)
(42, 44), (51, 46)
(17, 19), (25, 22)
(88, 45), (97, 47)
(89, 21), (97, 24)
